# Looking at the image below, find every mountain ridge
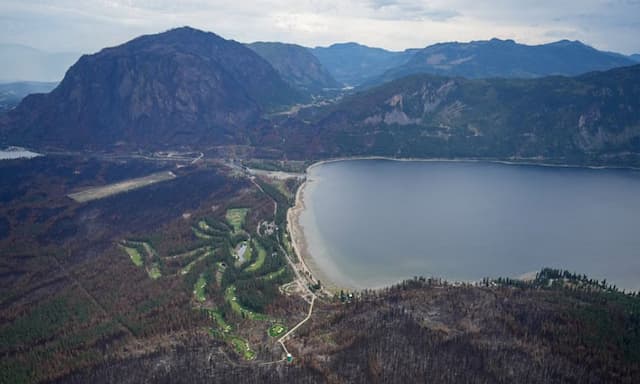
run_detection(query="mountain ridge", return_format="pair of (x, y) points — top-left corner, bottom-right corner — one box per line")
(1, 27), (301, 150)
(247, 41), (340, 94)
(309, 42), (415, 86)
(280, 64), (640, 166)
(367, 38), (637, 85)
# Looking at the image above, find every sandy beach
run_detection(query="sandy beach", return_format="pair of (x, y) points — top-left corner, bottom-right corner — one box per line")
(286, 172), (352, 294)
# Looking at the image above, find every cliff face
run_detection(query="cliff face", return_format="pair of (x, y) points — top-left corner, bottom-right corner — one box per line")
(1, 27), (301, 149)
(248, 42), (341, 93)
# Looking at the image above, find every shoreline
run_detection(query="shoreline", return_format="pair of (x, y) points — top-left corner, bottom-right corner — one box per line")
(305, 155), (640, 172)
(286, 175), (350, 294)
(286, 155), (640, 294)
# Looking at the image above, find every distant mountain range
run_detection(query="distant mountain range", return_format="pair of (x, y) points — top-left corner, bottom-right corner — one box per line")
(309, 39), (637, 87)
(309, 42), (414, 86)
(247, 42), (341, 93)
(0, 81), (57, 112)
(2, 26), (640, 167)
(1, 27), (301, 149)
(284, 64), (640, 166)
(368, 39), (637, 86)
(0, 44), (80, 82)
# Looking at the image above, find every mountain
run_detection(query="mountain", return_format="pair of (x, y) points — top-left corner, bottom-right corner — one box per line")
(283, 65), (640, 166)
(1, 27), (301, 149)
(631, 54), (640, 62)
(371, 39), (637, 85)
(247, 42), (341, 93)
(0, 81), (58, 112)
(309, 42), (414, 86)
(0, 44), (80, 82)
(4, 29), (640, 168)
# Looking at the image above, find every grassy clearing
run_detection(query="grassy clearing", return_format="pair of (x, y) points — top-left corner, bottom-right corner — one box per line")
(147, 264), (162, 279)
(245, 239), (266, 273)
(120, 245), (143, 267)
(260, 266), (287, 281)
(68, 171), (176, 203)
(242, 242), (253, 263)
(192, 227), (212, 239)
(167, 246), (212, 260)
(194, 274), (207, 302)
(140, 242), (157, 258)
(206, 309), (232, 333)
(268, 323), (287, 337)
(197, 220), (213, 232)
(225, 208), (248, 233)
(272, 180), (293, 200)
(230, 336), (256, 360)
(180, 250), (213, 275)
(224, 286), (268, 321)
(204, 309), (254, 360)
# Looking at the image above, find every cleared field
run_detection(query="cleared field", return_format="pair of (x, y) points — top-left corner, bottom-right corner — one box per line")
(197, 220), (214, 232)
(180, 250), (213, 275)
(224, 285), (267, 321)
(206, 309), (232, 333)
(230, 336), (255, 360)
(192, 227), (212, 239)
(148, 264), (162, 279)
(268, 323), (287, 337)
(225, 208), (248, 233)
(68, 171), (176, 203)
(245, 239), (266, 273)
(260, 266), (287, 281)
(167, 246), (213, 260)
(120, 241), (161, 278)
(194, 274), (207, 302)
(120, 245), (143, 267)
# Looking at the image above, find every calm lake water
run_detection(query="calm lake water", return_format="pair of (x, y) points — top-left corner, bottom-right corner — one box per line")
(299, 160), (640, 291)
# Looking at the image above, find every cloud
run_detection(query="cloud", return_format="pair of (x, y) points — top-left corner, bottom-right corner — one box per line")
(0, 0), (638, 55)
(364, 0), (460, 21)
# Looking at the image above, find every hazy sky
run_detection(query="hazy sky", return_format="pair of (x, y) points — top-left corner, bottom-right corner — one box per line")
(1, 0), (639, 54)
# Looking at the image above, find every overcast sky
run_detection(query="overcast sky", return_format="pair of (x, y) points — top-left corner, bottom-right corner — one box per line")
(1, 0), (639, 54)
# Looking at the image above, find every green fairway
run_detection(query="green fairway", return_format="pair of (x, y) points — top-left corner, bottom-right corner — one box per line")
(192, 227), (212, 239)
(224, 285), (268, 321)
(147, 264), (162, 279)
(230, 336), (255, 360)
(225, 208), (248, 233)
(197, 220), (214, 232)
(168, 246), (211, 259)
(206, 309), (232, 333)
(194, 274), (207, 302)
(260, 266), (287, 281)
(242, 242), (253, 262)
(120, 245), (143, 267)
(268, 323), (287, 337)
(180, 250), (213, 275)
(245, 239), (266, 273)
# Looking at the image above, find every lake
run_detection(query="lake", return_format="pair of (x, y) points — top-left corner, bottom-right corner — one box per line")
(298, 159), (640, 291)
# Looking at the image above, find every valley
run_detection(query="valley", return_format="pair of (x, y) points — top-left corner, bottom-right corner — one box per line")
(0, 24), (639, 384)
(0, 152), (638, 383)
